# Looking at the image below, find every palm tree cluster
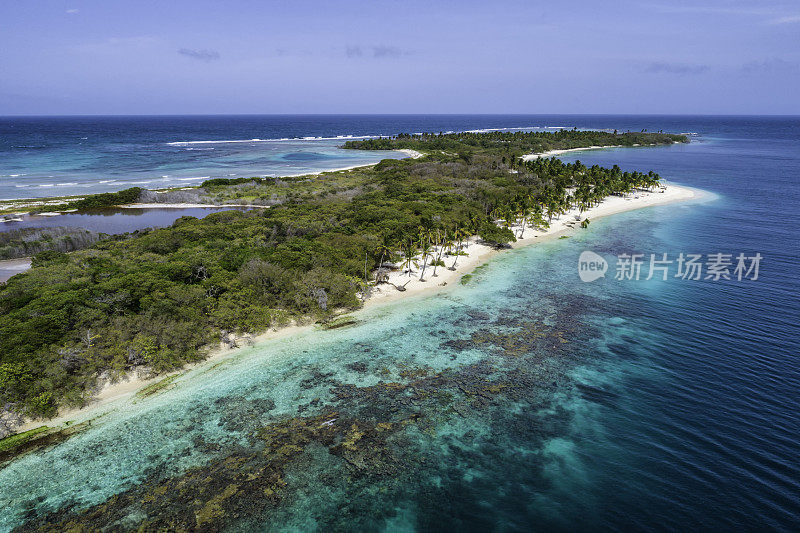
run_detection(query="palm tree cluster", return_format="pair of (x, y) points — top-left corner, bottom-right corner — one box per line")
(519, 157), (662, 225)
(369, 156), (662, 289)
(379, 224), (469, 287)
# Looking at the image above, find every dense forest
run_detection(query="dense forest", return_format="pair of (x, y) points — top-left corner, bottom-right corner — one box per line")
(0, 130), (685, 425)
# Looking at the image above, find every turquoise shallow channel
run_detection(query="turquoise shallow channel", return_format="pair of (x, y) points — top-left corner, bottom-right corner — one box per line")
(1, 116), (799, 531)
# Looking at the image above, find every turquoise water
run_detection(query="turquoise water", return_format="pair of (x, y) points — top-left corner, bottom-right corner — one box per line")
(1, 229), (634, 529)
(1, 115), (574, 200)
(0, 115), (411, 200)
(1, 117), (799, 530)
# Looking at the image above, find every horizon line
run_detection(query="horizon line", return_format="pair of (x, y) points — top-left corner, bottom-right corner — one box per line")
(2, 112), (800, 119)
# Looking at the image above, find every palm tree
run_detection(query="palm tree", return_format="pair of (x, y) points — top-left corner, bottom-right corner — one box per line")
(515, 197), (530, 239)
(490, 207), (502, 226)
(443, 231), (455, 258)
(375, 241), (394, 283)
(531, 204), (547, 230)
(418, 237), (432, 282)
(402, 238), (416, 277)
(501, 207), (515, 231)
(432, 228), (444, 277)
(449, 227), (464, 270)
(545, 199), (557, 224)
(466, 212), (479, 235)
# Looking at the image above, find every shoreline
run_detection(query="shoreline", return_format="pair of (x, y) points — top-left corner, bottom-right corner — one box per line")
(118, 203), (268, 209)
(12, 321), (319, 434)
(0, 148), (422, 215)
(13, 181), (705, 434)
(522, 145), (618, 161)
(0, 151), (424, 282)
(520, 142), (679, 161)
(116, 151), (422, 210)
(364, 183), (702, 308)
(5, 146), (620, 217)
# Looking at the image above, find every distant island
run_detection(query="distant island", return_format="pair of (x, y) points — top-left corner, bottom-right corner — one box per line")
(341, 128), (683, 153)
(0, 130), (689, 440)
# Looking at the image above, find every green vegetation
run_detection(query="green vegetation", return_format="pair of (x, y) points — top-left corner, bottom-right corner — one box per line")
(58, 187), (144, 211)
(136, 374), (180, 398)
(321, 316), (361, 330)
(197, 168), (379, 206)
(0, 130), (682, 422)
(0, 420), (91, 463)
(0, 194), (85, 216)
(343, 129), (686, 154)
(0, 227), (102, 260)
(0, 425), (49, 453)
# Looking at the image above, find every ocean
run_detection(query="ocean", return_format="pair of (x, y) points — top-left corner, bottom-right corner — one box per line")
(0, 114), (705, 201)
(0, 114), (595, 201)
(0, 115), (798, 531)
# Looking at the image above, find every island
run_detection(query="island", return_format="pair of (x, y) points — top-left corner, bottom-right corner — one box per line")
(0, 129), (690, 443)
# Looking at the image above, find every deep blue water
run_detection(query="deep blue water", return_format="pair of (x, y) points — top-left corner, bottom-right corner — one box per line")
(0, 114), (755, 200)
(0, 116), (798, 531)
(553, 123), (800, 530)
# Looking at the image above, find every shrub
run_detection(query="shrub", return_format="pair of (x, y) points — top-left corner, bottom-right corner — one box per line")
(63, 187), (143, 210)
(478, 223), (516, 247)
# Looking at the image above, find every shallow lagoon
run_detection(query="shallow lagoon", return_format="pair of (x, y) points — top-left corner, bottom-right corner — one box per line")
(0, 206), (251, 235)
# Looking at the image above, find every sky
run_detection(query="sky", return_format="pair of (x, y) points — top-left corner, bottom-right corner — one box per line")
(0, 0), (798, 115)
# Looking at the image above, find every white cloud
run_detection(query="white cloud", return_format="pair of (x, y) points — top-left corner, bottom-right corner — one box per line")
(741, 58), (799, 73)
(178, 48), (221, 62)
(643, 61), (709, 75)
(69, 36), (166, 57)
(66, 8), (79, 14)
(769, 15), (800, 24)
(344, 45), (410, 59)
(647, 3), (800, 24)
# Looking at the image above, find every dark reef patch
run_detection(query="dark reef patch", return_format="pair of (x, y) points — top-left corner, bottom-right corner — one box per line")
(15, 305), (602, 531)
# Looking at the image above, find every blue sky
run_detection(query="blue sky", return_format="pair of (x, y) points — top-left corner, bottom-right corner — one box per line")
(1, 0), (798, 115)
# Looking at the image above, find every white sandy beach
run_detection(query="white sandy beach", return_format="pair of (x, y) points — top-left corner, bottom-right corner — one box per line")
(521, 145), (615, 161)
(13, 182), (700, 434)
(398, 148), (424, 159)
(521, 142), (678, 162)
(115, 150), (422, 210)
(276, 148), (422, 178)
(106, 151), (423, 210)
(14, 321), (317, 433)
(367, 183), (698, 307)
